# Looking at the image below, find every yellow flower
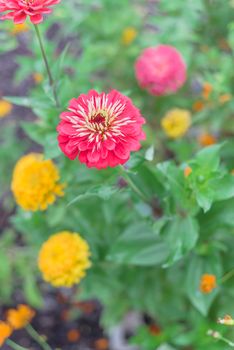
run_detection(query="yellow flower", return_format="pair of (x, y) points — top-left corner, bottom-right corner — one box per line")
(121, 27), (137, 46)
(184, 166), (192, 178)
(33, 72), (43, 84)
(0, 321), (12, 346)
(0, 100), (12, 118)
(202, 82), (213, 100)
(219, 94), (232, 104)
(7, 305), (35, 330)
(38, 231), (91, 287)
(10, 23), (30, 35)
(199, 274), (217, 294)
(161, 108), (191, 139)
(198, 133), (216, 147)
(11, 153), (65, 211)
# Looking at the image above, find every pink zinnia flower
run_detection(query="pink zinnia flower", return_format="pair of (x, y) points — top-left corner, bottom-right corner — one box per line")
(57, 90), (145, 169)
(0, 0), (60, 24)
(135, 45), (187, 96)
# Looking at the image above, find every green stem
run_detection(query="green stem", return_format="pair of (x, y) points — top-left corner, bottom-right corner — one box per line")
(6, 339), (29, 350)
(208, 330), (234, 347)
(33, 24), (59, 108)
(26, 324), (52, 350)
(119, 165), (149, 203)
(221, 268), (234, 283)
(219, 335), (234, 347)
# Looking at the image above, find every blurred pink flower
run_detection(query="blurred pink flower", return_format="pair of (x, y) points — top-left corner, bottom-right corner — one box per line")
(0, 0), (60, 24)
(57, 90), (145, 169)
(135, 45), (187, 96)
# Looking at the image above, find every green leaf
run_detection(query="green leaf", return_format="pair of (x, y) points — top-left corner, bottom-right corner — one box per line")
(163, 216), (199, 267)
(44, 133), (61, 159)
(107, 222), (169, 266)
(193, 144), (223, 172)
(198, 198), (234, 234)
(156, 161), (187, 209)
(68, 185), (120, 206)
(21, 122), (46, 144)
(196, 187), (214, 212)
(5, 95), (53, 109)
(0, 251), (12, 300)
(210, 174), (234, 202)
(23, 269), (43, 308)
(145, 145), (155, 161)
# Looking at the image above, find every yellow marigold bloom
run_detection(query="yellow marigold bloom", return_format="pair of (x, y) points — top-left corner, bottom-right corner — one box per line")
(121, 27), (137, 46)
(7, 305), (35, 330)
(0, 99), (12, 118)
(11, 153), (65, 211)
(202, 82), (213, 100)
(192, 100), (205, 112)
(198, 133), (216, 147)
(184, 166), (192, 178)
(38, 231), (91, 287)
(33, 72), (43, 84)
(219, 94), (232, 104)
(0, 321), (12, 346)
(200, 274), (217, 294)
(10, 23), (29, 35)
(161, 108), (191, 139)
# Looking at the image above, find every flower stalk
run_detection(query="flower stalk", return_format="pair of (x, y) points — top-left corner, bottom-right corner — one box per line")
(33, 24), (59, 107)
(207, 329), (234, 347)
(26, 324), (52, 350)
(119, 165), (149, 203)
(6, 339), (29, 350)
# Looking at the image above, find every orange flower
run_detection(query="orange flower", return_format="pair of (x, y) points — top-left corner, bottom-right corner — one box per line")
(33, 72), (43, 84)
(202, 82), (213, 100)
(0, 99), (12, 118)
(149, 324), (161, 336)
(7, 305), (35, 330)
(10, 23), (29, 35)
(0, 321), (12, 346)
(67, 329), (80, 343)
(198, 133), (216, 147)
(184, 166), (192, 178)
(192, 100), (205, 112)
(95, 338), (109, 350)
(200, 274), (217, 294)
(219, 94), (232, 104)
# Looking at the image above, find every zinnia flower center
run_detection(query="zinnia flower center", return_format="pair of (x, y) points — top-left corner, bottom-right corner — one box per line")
(22, 0), (34, 8)
(91, 113), (106, 125)
(87, 108), (112, 137)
